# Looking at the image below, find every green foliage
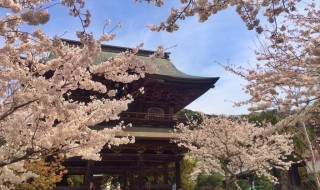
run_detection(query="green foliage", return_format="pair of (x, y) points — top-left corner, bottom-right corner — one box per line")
(0, 137), (5, 147)
(67, 175), (84, 187)
(298, 167), (318, 190)
(167, 156), (197, 189)
(289, 117), (320, 162)
(181, 157), (197, 190)
(15, 155), (67, 190)
(245, 110), (281, 127)
(195, 172), (224, 190)
(230, 175), (273, 190)
(178, 109), (203, 123)
(236, 179), (251, 189)
(194, 171), (273, 190)
(292, 128), (309, 159)
(257, 176), (274, 190)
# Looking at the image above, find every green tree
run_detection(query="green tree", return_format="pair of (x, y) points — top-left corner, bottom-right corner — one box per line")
(181, 157), (197, 190)
(195, 172), (224, 190)
(15, 155), (67, 190)
(245, 110), (281, 127)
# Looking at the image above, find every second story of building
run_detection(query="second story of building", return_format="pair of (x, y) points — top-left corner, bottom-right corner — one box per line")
(63, 39), (219, 130)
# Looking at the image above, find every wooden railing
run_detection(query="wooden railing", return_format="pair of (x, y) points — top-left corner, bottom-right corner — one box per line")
(120, 112), (187, 122)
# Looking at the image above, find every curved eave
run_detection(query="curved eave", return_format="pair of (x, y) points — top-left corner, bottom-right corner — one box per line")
(147, 73), (219, 88)
(137, 74), (219, 113)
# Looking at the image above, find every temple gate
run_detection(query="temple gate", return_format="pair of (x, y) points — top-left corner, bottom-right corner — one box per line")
(55, 39), (219, 190)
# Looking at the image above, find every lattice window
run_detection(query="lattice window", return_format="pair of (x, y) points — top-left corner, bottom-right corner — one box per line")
(147, 107), (164, 119)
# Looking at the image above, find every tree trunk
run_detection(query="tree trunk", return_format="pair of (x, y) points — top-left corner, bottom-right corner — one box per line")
(225, 178), (231, 190)
(301, 120), (320, 190)
(288, 163), (302, 190)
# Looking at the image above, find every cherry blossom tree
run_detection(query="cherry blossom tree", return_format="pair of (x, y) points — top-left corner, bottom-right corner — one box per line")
(145, 0), (320, 188)
(174, 116), (294, 190)
(221, 1), (320, 188)
(0, 1), (159, 189)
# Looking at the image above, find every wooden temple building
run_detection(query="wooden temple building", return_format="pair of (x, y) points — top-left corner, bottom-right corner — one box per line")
(55, 40), (219, 190)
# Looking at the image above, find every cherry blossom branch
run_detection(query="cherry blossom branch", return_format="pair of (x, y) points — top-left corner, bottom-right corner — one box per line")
(167, 0), (193, 27)
(271, 0), (279, 33)
(0, 99), (38, 121)
(38, 2), (61, 10)
(30, 117), (41, 150)
(0, 149), (42, 168)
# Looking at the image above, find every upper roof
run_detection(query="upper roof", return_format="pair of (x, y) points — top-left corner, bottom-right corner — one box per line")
(61, 38), (218, 81)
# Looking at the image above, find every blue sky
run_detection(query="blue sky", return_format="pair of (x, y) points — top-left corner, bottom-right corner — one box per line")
(6, 1), (260, 115)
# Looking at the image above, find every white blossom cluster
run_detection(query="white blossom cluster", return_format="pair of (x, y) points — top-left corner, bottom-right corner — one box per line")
(0, 162), (37, 190)
(174, 116), (294, 185)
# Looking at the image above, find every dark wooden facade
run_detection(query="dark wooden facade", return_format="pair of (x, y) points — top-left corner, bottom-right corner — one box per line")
(57, 140), (186, 190)
(55, 40), (219, 190)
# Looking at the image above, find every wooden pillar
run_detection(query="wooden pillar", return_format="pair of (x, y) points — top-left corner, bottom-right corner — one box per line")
(84, 161), (94, 190)
(154, 172), (161, 184)
(57, 173), (68, 186)
(175, 156), (183, 190)
(137, 155), (144, 190)
(124, 173), (128, 190)
(164, 163), (169, 190)
(130, 173), (135, 190)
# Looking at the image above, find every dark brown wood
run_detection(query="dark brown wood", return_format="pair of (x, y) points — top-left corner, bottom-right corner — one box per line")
(137, 155), (144, 190)
(59, 140), (187, 189)
(164, 163), (169, 187)
(130, 173), (135, 190)
(288, 163), (302, 190)
(84, 161), (93, 189)
(124, 173), (128, 190)
(175, 157), (182, 190)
